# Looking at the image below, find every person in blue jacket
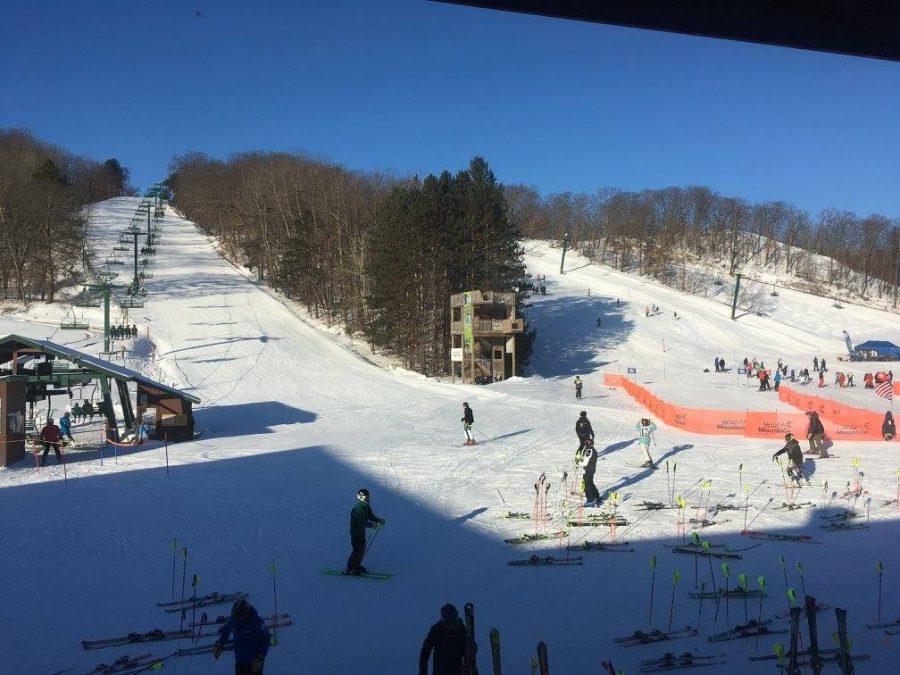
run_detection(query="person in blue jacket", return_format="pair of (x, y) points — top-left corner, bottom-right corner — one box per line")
(59, 412), (75, 442)
(213, 598), (270, 674)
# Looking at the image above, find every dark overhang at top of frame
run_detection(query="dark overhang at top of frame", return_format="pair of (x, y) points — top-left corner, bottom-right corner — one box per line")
(433, 1), (900, 62)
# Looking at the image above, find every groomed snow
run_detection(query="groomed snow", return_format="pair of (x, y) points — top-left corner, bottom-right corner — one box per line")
(0, 198), (897, 674)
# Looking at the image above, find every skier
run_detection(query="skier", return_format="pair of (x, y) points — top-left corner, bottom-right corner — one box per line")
(131, 324), (138, 338)
(635, 418), (656, 467)
(818, 371), (825, 388)
(772, 433), (806, 485)
(345, 488), (385, 575)
(574, 376), (583, 400)
(714, 357), (720, 373)
(718, 357), (725, 372)
(59, 412), (75, 443)
(813, 356), (819, 371)
(883, 411), (895, 441)
(212, 598), (270, 674)
(773, 369), (782, 392)
(575, 411), (594, 454)
(821, 358), (827, 372)
(83, 400), (95, 422)
(461, 402), (475, 446)
(39, 417), (63, 466)
(581, 438), (602, 507)
(418, 603), (467, 675)
(847, 373), (854, 387)
(805, 411), (828, 458)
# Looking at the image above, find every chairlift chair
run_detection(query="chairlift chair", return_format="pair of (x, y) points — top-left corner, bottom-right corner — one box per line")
(59, 308), (90, 330)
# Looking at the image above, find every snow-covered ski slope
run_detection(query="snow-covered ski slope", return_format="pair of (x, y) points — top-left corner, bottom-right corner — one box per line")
(0, 198), (897, 674)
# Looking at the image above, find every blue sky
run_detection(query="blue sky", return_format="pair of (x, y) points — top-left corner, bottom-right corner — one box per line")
(2, 0), (899, 217)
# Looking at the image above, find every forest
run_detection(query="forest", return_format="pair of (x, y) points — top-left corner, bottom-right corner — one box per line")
(0, 128), (133, 303)
(506, 184), (899, 306)
(168, 153), (532, 375)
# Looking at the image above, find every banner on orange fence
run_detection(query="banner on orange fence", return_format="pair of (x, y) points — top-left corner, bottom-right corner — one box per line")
(603, 373), (883, 441)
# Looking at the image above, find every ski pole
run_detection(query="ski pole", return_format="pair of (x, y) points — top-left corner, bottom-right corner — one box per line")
(272, 561), (279, 645)
(666, 461), (671, 505)
(648, 555), (657, 627)
(360, 523), (383, 566)
(755, 577), (767, 651)
(672, 463), (677, 505)
(738, 574), (749, 624)
(719, 563), (731, 626)
(667, 570), (681, 634)
(171, 538), (178, 600)
(701, 541), (716, 592)
(190, 574), (199, 634)
(779, 555), (789, 608)
(179, 547), (188, 630)
(876, 561), (883, 623)
(796, 561), (806, 598)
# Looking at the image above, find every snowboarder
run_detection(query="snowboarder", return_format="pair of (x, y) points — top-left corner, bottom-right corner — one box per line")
(772, 433), (805, 485)
(418, 603), (467, 675)
(820, 358), (827, 372)
(581, 439), (602, 506)
(59, 412), (75, 443)
(805, 411), (828, 458)
(773, 369), (782, 392)
(40, 417), (63, 466)
(883, 411), (895, 441)
(345, 488), (385, 575)
(635, 418), (656, 467)
(813, 356), (819, 372)
(574, 376), (583, 400)
(212, 598), (270, 674)
(575, 411), (594, 453)
(461, 402), (475, 446)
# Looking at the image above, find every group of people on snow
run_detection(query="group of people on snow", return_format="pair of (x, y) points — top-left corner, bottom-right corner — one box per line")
(713, 357), (727, 372)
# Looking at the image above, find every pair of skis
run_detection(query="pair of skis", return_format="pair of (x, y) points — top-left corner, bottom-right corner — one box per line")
(157, 591), (246, 613)
(639, 652), (725, 672)
(614, 626), (697, 646)
(708, 619), (785, 642)
(508, 555), (583, 567)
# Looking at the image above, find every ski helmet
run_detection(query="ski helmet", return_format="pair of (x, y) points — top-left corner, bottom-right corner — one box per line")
(580, 411), (587, 417)
(357, 488), (370, 501)
(440, 603), (459, 621)
(231, 598), (250, 620)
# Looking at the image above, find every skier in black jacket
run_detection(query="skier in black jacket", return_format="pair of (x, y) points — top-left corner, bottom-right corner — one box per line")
(461, 402), (475, 446)
(575, 411), (594, 453)
(345, 488), (385, 575)
(773, 433), (806, 484)
(581, 439), (602, 507)
(419, 603), (467, 675)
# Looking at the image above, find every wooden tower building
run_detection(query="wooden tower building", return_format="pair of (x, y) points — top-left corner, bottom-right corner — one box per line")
(450, 290), (524, 384)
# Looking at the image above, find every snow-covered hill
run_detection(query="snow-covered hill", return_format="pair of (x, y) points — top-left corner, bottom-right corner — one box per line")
(0, 198), (897, 674)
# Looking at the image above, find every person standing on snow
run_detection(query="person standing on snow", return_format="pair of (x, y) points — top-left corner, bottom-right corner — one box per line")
(714, 357), (720, 373)
(772, 433), (806, 485)
(59, 412), (75, 443)
(213, 598), (270, 674)
(418, 603), (467, 675)
(581, 439), (602, 507)
(461, 402), (475, 445)
(818, 371), (825, 388)
(635, 418), (656, 467)
(773, 369), (782, 392)
(805, 411), (828, 458)
(882, 411), (895, 441)
(821, 358), (827, 372)
(813, 356), (819, 372)
(575, 411), (594, 454)
(574, 376), (583, 401)
(345, 488), (385, 575)
(40, 417), (64, 466)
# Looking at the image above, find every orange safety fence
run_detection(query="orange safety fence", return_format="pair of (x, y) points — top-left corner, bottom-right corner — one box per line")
(778, 385), (886, 441)
(604, 373), (883, 441)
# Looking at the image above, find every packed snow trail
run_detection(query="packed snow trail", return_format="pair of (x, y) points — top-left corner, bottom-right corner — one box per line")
(0, 198), (897, 673)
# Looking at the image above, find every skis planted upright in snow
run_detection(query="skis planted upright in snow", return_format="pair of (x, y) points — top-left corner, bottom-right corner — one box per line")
(464, 602), (479, 675)
(489, 627), (501, 675)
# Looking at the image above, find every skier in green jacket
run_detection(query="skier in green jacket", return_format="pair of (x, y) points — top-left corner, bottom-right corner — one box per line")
(345, 488), (385, 575)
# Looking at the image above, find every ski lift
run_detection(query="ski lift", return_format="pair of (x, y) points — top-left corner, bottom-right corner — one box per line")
(59, 308), (90, 330)
(120, 297), (144, 309)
